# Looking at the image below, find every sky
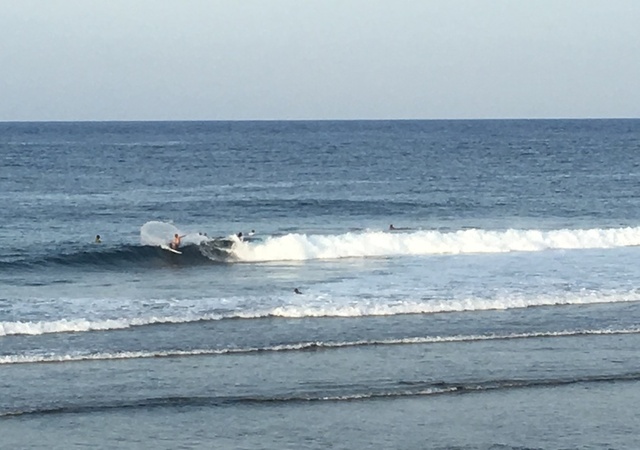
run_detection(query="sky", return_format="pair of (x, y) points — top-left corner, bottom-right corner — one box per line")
(1, 0), (639, 121)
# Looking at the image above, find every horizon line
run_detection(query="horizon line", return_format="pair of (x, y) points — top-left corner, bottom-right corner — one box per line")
(1, 116), (639, 124)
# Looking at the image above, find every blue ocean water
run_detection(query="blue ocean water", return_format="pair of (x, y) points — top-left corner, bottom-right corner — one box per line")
(1, 119), (640, 449)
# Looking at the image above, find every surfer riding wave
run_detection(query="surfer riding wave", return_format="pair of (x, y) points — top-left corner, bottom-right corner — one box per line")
(170, 233), (186, 250)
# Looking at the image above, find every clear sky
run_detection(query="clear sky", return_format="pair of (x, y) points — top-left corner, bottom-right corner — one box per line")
(1, 0), (639, 121)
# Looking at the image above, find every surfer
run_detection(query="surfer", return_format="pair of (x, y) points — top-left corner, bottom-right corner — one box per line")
(170, 233), (186, 250)
(389, 224), (396, 230)
(95, 235), (101, 243)
(236, 232), (243, 241)
(294, 288), (302, 294)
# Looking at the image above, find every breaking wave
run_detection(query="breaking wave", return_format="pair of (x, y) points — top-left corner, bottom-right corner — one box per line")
(231, 225), (640, 262)
(3, 223), (640, 270)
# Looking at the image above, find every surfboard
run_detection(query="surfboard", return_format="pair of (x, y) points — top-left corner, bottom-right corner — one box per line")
(160, 244), (182, 254)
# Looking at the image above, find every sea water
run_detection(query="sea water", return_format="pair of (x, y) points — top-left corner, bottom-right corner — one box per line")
(1, 120), (640, 449)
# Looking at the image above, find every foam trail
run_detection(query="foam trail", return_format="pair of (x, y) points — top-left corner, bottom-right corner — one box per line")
(231, 227), (640, 262)
(3, 328), (639, 365)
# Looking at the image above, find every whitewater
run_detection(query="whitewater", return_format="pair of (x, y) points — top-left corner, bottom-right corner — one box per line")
(139, 220), (640, 263)
(2, 288), (640, 337)
(230, 226), (640, 261)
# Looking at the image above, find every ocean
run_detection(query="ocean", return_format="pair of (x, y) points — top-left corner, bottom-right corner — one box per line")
(1, 119), (640, 449)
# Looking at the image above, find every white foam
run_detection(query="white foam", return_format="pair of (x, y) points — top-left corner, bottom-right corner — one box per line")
(230, 226), (640, 262)
(0, 314), (223, 337)
(2, 289), (639, 337)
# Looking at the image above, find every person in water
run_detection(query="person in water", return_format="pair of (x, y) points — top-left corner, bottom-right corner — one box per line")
(389, 224), (396, 230)
(170, 233), (186, 250)
(294, 288), (302, 295)
(95, 235), (102, 243)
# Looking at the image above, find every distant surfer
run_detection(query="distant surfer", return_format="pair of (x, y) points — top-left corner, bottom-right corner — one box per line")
(95, 235), (102, 243)
(389, 224), (396, 230)
(170, 233), (186, 250)
(294, 288), (302, 294)
(236, 232), (243, 241)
